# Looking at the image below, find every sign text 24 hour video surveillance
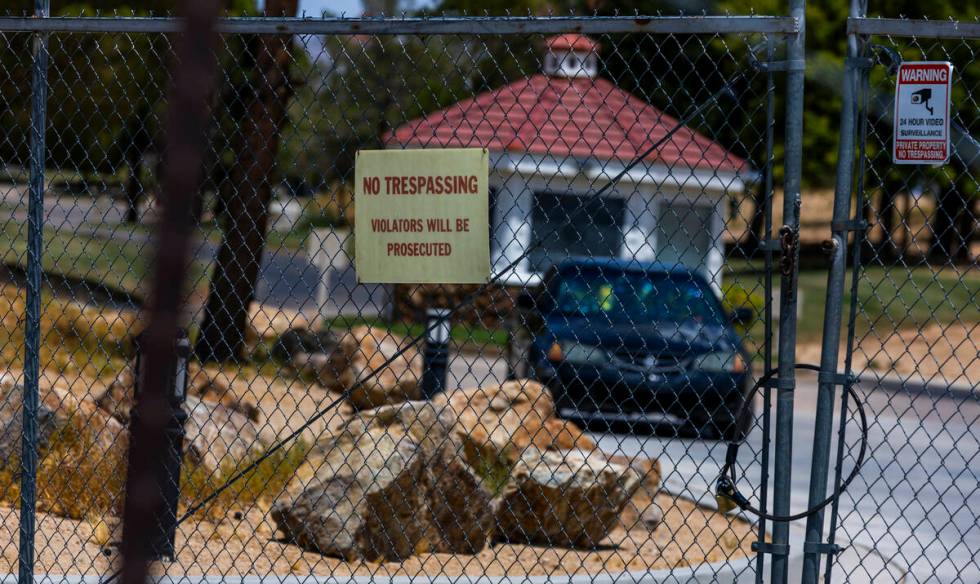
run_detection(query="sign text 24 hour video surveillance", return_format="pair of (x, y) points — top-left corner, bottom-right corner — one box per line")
(893, 61), (953, 165)
(354, 148), (490, 283)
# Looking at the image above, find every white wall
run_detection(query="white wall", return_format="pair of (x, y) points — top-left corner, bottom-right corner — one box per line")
(489, 153), (733, 293)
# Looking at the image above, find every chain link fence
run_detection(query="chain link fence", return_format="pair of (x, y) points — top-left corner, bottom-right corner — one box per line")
(810, 15), (980, 584)
(0, 7), (976, 584)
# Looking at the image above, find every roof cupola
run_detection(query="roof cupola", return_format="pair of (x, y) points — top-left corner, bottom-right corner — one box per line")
(543, 34), (599, 79)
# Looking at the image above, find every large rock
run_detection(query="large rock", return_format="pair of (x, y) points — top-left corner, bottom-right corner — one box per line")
(43, 385), (128, 456)
(495, 447), (641, 548)
(1, 374), (129, 518)
(0, 374), (59, 465)
(1, 373), (126, 463)
(425, 441), (498, 554)
(94, 370), (263, 476)
(434, 380), (596, 467)
(183, 396), (264, 474)
(271, 400), (496, 560)
(94, 370), (135, 424)
(272, 327), (337, 361)
(186, 365), (261, 422)
(96, 365), (261, 425)
(314, 326), (422, 410)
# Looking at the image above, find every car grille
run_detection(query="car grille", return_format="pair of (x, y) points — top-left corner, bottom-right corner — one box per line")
(610, 349), (690, 373)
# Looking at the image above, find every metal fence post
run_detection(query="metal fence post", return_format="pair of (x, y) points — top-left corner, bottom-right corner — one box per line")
(19, 1), (50, 583)
(800, 0), (865, 582)
(771, 0), (806, 583)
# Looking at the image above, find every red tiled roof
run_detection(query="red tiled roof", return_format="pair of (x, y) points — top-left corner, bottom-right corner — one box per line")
(545, 33), (600, 53)
(386, 74), (747, 174)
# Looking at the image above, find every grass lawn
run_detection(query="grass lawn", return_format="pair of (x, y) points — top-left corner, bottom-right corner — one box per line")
(0, 221), (213, 300)
(0, 221), (151, 296)
(726, 262), (980, 358)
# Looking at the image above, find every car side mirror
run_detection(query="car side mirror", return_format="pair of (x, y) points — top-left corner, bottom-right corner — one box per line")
(729, 307), (755, 325)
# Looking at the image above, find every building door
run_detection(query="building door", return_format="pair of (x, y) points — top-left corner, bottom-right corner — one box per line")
(528, 191), (626, 273)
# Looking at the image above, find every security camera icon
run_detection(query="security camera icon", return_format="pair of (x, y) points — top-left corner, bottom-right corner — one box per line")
(911, 88), (934, 115)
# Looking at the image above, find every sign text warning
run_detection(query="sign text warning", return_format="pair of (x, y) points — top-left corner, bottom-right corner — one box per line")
(893, 61), (953, 165)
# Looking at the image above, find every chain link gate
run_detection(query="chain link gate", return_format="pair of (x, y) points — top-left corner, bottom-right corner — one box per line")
(0, 5), (891, 584)
(800, 8), (980, 584)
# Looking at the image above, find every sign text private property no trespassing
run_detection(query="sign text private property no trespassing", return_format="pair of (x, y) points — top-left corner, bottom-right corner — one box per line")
(893, 62), (953, 165)
(354, 148), (490, 284)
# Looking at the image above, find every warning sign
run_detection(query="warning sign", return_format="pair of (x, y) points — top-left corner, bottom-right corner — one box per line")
(354, 148), (490, 283)
(893, 61), (953, 165)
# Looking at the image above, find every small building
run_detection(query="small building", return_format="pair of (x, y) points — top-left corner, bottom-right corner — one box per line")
(387, 34), (751, 291)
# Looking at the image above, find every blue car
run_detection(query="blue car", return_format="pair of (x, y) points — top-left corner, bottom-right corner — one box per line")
(506, 258), (754, 440)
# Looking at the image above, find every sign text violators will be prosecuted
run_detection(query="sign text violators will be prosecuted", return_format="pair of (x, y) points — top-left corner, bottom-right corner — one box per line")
(354, 148), (490, 284)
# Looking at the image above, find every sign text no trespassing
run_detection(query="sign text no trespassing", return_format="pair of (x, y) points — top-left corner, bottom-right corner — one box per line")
(354, 148), (490, 284)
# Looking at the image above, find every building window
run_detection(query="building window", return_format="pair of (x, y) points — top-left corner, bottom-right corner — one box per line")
(528, 191), (626, 273)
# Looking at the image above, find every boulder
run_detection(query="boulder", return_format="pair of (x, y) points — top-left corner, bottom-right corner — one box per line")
(0, 374), (59, 465)
(186, 366), (260, 422)
(43, 385), (128, 456)
(96, 364), (260, 425)
(94, 370), (135, 424)
(495, 447), (641, 548)
(290, 351), (340, 384)
(607, 454), (662, 494)
(272, 401), (496, 560)
(433, 380), (596, 467)
(315, 326), (422, 410)
(183, 396), (264, 474)
(425, 443), (498, 554)
(272, 327), (337, 361)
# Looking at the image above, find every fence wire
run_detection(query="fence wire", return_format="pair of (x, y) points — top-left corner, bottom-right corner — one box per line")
(0, 16), (794, 581)
(820, 19), (980, 584)
(1, 10), (975, 584)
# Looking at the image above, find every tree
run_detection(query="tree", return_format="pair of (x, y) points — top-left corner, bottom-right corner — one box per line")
(194, 0), (299, 363)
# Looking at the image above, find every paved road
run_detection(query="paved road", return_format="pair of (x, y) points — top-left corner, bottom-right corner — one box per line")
(447, 352), (980, 584)
(2, 190), (323, 314)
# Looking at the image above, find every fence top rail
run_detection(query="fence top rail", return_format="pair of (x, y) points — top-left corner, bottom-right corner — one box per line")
(848, 17), (980, 40)
(0, 14), (798, 35)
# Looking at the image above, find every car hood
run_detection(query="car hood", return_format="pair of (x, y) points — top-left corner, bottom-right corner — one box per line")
(546, 315), (739, 356)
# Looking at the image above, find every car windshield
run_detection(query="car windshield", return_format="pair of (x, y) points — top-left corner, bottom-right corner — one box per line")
(549, 266), (725, 325)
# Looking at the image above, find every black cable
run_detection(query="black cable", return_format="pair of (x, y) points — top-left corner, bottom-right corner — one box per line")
(176, 67), (748, 524)
(98, 61), (753, 584)
(715, 363), (868, 522)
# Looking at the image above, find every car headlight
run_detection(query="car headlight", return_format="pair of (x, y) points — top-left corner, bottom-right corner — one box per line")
(693, 351), (747, 373)
(555, 341), (608, 365)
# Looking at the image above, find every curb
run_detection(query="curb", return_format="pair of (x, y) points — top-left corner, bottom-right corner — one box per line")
(857, 371), (977, 402)
(3, 483), (803, 584)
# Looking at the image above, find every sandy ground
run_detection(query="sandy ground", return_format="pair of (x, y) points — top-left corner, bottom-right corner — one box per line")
(0, 490), (754, 577)
(797, 321), (980, 388)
